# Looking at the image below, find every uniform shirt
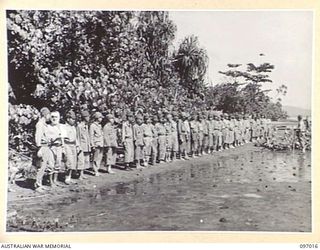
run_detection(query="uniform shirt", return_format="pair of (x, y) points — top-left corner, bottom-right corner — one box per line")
(189, 120), (199, 133)
(170, 120), (178, 136)
(103, 123), (118, 148)
(151, 124), (158, 138)
(155, 123), (166, 136)
(64, 123), (79, 146)
(207, 120), (214, 133)
(77, 121), (91, 152)
(164, 122), (172, 136)
(90, 122), (103, 147)
(46, 124), (64, 146)
(35, 118), (49, 147)
(133, 124), (144, 146)
(122, 121), (133, 141)
(142, 123), (153, 137)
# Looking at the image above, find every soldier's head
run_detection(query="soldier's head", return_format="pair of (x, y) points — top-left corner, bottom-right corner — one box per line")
(152, 115), (158, 124)
(297, 115), (302, 121)
(144, 115), (151, 124)
(93, 112), (103, 123)
(172, 111), (178, 121)
(166, 113), (173, 122)
(66, 110), (76, 126)
(136, 114), (143, 125)
(50, 111), (60, 126)
(106, 114), (115, 124)
(126, 111), (134, 123)
(208, 114), (213, 120)
(40, 107), (51, 122)
(81, 110), (90, 123)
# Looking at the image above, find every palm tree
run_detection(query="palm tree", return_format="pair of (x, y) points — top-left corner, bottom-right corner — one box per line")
(173, 35), (208, 96)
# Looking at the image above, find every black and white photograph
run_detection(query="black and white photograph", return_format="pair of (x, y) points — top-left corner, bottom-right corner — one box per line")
(6, 10), (313, 233)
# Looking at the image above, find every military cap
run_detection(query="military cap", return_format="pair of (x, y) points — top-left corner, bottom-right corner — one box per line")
(66, 110), (76, 119)
(106, 114), (114, 121)
(93, 112), (103, 120)
(40, 107), (50, 117)
(81, 110), (90, 118)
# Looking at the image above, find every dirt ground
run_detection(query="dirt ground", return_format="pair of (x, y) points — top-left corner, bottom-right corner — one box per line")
(6, 143), (311, 232)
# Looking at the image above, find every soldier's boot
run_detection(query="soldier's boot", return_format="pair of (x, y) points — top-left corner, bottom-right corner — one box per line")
(107, 165), (115, 174)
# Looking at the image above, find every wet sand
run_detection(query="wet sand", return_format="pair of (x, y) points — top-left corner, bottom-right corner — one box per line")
(6, 143), (311, 232)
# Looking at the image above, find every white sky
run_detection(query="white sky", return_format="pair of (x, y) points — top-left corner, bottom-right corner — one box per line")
(170, 11), (313, 110)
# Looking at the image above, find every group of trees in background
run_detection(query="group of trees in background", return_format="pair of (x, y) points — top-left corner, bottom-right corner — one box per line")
(7, 10), (287, 152)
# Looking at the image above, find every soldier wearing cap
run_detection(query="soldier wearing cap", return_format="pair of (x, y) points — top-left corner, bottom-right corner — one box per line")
(90, 111), (104, 176)
(221, 113), (230, 149)
(207, 113), (214, 153)
(63, 110), (80, 184)
(213, 114), (223, 152)
(189, 113), (200, 157)
(142, 115), (153, 166)
(178, 112), (190, 160)
(103, 114), (117, 174)
(164, 114), (173, 162)
(198, 113), (208, 155)
(34, 107), (54, 192)
(77, 110), (91, 179)
(122, 111), (134, 170)
(150, 115), (159, 164)
(156, 115), (167, 163)
(133, 113), (145, 169)
(170, 112), (179, 161)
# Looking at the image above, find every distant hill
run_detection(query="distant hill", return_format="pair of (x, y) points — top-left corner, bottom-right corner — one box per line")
(282, 105), (311, 118)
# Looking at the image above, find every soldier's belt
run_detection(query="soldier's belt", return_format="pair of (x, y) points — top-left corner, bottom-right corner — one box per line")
(64, 141), (76, 145)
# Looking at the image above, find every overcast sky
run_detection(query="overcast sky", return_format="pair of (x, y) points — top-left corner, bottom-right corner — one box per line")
(170, 11), (313, 110)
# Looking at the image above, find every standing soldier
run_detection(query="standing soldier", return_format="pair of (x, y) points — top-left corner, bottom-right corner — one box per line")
(164, 114), (173, 162)
(122, 112), (134, 170)
(90, 112), (104, 176)
(151, 115), (159, 165)
(34, 107), (54, 192)
(170, 112), (179, 161)
(64, 110), (80, 184)
(156, 115), (167, 163)
(189, 113), (199, 157)
(46, 111), (66, 187)
(142, 115), (153, 167)
(133, 114), (145, 169)
(243, 115), (251, 143)
(207, 113), (214, 153)
(77, 110), (91, 179)
(178, 112), (189, 160)
(214, 114), (223, 151)
(221, 114), (229, 150)
(199, 113), (208, 155)
(103, 114), (117, 174)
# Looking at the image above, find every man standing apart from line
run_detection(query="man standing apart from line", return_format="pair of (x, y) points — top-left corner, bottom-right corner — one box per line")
(34, 107), (54, 192)
(90, 111), (104, 176)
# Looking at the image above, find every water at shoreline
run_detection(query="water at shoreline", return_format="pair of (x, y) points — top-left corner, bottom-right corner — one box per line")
(7, 147), (311, 232)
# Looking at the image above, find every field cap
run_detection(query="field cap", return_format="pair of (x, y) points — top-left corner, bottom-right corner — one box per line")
(81, 110), (90, 118)
(93, 111), (103, 119)
(40, 107), (50, 117)
(106, 114), (114, 121)
(66, 110), (76, 119)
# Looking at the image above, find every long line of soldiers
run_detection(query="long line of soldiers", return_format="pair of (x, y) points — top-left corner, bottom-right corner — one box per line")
(34, 107), (271, 192)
